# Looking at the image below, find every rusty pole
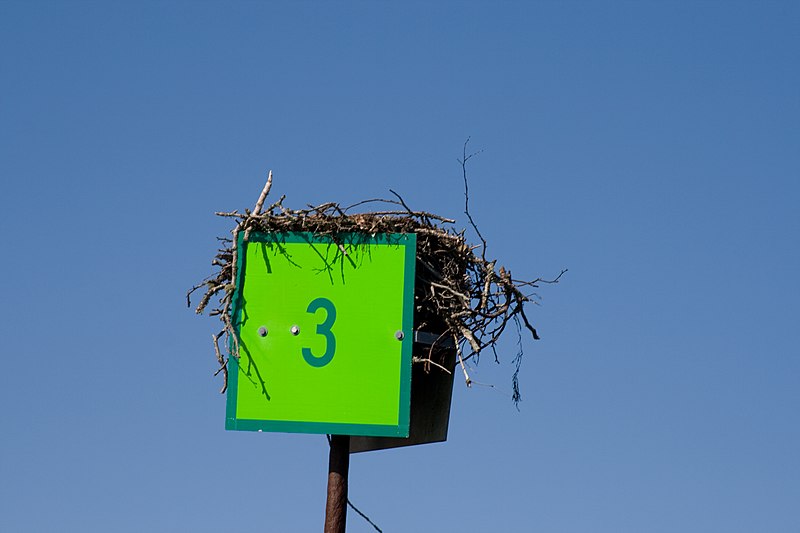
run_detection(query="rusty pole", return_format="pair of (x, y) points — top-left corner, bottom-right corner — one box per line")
(324, 435), (350, 533)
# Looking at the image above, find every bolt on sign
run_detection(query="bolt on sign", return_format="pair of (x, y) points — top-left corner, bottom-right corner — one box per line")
(226, 231), (416, 437)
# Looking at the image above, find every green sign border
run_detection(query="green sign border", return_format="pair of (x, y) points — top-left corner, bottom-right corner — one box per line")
(225, 231), (416, 436)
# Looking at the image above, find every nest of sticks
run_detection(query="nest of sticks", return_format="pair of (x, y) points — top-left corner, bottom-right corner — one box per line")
(189, 171), (564, 405)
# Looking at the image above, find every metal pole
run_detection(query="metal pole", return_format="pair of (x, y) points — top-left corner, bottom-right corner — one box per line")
(324, 435), (350, 533)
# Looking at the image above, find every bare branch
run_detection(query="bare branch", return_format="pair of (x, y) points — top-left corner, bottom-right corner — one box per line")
(412, 356), (453, 374)
(458, 137), (487, 260)
(212, 331), (228, 394)
(252, 170), (273, 216)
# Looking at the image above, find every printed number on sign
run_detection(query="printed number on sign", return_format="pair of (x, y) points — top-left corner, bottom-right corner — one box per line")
(302, 297), (336, 367)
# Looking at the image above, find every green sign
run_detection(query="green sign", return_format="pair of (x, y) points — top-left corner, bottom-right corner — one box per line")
(226, 231), (416, 437)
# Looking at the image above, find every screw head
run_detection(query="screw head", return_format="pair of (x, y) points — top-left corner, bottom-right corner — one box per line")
(395, 330), (405, 341)
(291, 325), (300, 336)
(257, 326), (268, 337)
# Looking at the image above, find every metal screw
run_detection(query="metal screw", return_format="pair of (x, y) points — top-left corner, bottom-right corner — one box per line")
(395, 330), (405, 341)
(291, 325), (300, 336)
(257, 326), (268, 337)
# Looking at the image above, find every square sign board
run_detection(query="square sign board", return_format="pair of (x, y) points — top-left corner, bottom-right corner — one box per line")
(226, 231), (416, 437)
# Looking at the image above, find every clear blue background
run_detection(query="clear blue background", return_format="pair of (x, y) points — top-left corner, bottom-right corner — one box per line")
(1, 2), (798, 531)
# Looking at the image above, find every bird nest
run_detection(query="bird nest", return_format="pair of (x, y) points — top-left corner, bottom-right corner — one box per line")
(189, 173), (563, 405)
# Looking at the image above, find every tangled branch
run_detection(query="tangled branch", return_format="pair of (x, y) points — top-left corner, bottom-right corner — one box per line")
(189, 170), (564, 404)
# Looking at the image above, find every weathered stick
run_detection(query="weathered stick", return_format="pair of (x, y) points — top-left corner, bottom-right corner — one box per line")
(252, 169), (273, 215)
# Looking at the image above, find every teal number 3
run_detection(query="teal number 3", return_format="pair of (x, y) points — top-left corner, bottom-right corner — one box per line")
(302, 298), (336, 367)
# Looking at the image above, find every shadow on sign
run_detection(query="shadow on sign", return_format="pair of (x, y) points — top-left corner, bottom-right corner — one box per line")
(350, 343), (456, 453)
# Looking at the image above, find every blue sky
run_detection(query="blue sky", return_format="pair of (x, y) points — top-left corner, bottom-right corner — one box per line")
(1, 2), (798, 531)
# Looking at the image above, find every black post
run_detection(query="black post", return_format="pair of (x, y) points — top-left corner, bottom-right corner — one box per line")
(325, 435), (350, 533)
